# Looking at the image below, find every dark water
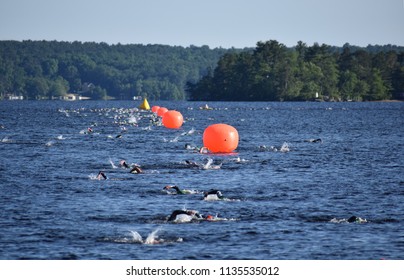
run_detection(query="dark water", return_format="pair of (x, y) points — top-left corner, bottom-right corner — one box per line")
(0, 100), (403, 260)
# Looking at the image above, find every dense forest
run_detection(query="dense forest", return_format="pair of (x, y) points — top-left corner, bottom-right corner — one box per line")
(0, 40), (239, 100)
(0, 40), (403, 101)
(188, 40), (404, 101)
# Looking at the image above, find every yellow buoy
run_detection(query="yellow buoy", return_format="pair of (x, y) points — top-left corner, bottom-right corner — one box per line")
(139, 98), (150, 110)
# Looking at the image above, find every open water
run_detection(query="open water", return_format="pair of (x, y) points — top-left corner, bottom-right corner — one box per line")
(0, 100), (403, 260)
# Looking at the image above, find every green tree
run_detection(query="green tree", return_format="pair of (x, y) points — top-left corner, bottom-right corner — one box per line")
(25, 77), (49, 98)
(365, 69), (390, 100)
(49, 77), (69, 97)
(339, 70), (358, 101)
(305, 43), (339, 100)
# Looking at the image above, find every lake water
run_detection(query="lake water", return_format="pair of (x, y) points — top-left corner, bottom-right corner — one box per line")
(0, 100), (403, 260)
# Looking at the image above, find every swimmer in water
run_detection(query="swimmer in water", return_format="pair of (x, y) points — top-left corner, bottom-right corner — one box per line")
(330, 216), (367, 224)
(129, 165), (143, 174)
(185, 160), (199, 167)
(120, 160), (130, 169)
(168, 210), (202, 222)
(163, 185), (197, 194)
(97, 171), (108, 180)
(203, 189), (224, 201)
(184, 143), (197, 150)
(204, 214), (233, 222)
(305, 138), (322, 143)
(347, 216), (367, 223)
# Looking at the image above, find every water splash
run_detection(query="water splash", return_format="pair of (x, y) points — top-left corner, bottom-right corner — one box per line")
(231, 157), (249, 163)
(172, 136), (180, 142)
(280, 142), (290, 152)
(144, 227), (162, 244)
(181, 127), (196, 136)
(109, 158), (118, 169)
(88, 174), (98, 180)
(127, 227), (164, 244)
(1, 136), (11, 143)
(45, 140), (55, 147)
(127, 116), (138, 124)
(129, 230), (143, 243)
(202, 158), (222, 170)
(330, 217), (367, 224)
(164, 135), (180, 143)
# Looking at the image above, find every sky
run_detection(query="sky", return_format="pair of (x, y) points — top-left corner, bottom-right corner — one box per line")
(0, 0), (403, 48)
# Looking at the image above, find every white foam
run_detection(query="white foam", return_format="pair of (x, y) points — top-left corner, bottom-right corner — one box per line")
(109, 158), (118, 169)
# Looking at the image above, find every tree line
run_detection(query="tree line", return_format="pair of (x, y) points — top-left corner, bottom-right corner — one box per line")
(0, 40), (239, 100)
(187, 40), (404, 101)
(0, 40), (403, 101)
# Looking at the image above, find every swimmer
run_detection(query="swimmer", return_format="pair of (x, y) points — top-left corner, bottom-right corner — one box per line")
(330, 216), (367, 224)
(279, 142), (290, 152)
(184, 143), (200, 151)
(168, 209), (202, 222)
(258, 145), (277, 152)
(87, 127), (93, 133)
(200, 104), (212, 110)
(205, 215), (214, 221)
(347, 216), (367, 223)
(203, 189), (224, 201)
(120, 160), (130, 169)
(202, 158), (222, 170)
(97, 171), (108, 180)
(129, 165), (143, 174)
(305, 138), (322, 143)
(185, 160), (199, 167)
(163, 185), (198, 195)
(204, 214), (233, 222)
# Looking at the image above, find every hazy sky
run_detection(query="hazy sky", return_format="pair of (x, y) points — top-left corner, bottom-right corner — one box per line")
(1, 0), (403, 48)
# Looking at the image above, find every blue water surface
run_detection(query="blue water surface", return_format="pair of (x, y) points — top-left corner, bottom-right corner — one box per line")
(0, 100), (403, 260)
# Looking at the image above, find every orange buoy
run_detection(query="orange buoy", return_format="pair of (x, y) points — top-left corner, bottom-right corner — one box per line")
(157, 107), (168, 117)
(162, 110), (184, 129)
(151, 106), (160, 113)
(203, 123), (239, 153)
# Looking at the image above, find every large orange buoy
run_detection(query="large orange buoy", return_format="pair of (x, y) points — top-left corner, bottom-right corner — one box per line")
(203, 123), (239, 153)
(157, 107), (168, 117)
(151, 106), (160, 113)
(162, 110), (184, 129)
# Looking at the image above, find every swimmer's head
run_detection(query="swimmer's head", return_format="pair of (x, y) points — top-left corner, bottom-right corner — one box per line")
(206, 215), (213, 220)
(163, 185), (173, 190)
(347, 216), (357, 223)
